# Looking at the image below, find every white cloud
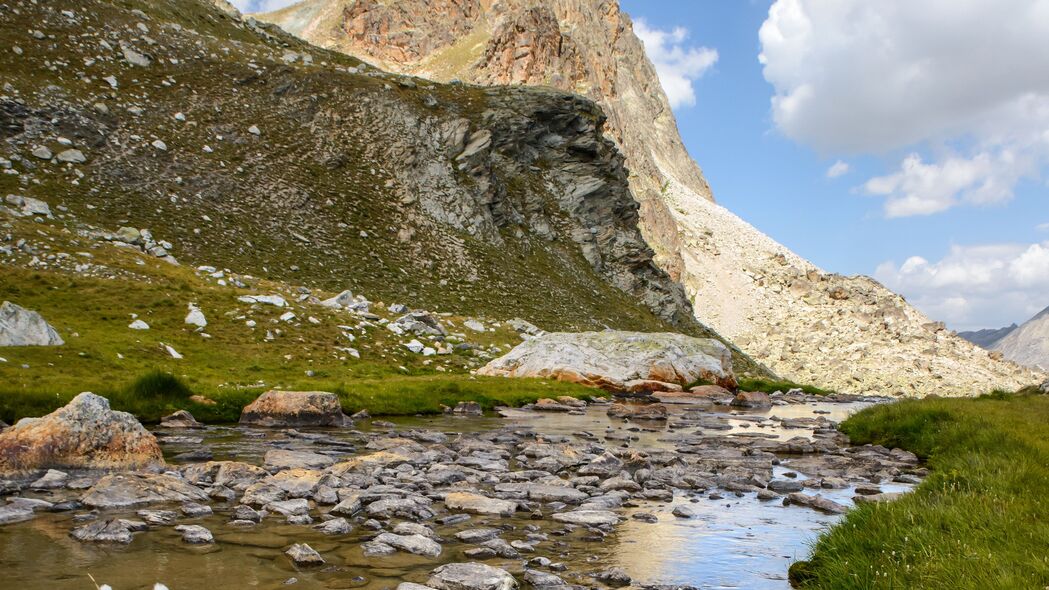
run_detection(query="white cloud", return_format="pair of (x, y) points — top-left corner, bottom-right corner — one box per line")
(1038, 222), (1049, 232)
(759, 0), (1049, 217)
(229, 0), (295, 13)
(634, 19), (718, 109)
(825, 160), (849, 178)
(875, 241), (1049, 330)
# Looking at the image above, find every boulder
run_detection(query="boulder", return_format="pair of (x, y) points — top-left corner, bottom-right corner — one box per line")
(0, 301), (63, 346)
(160, 410), (204, 429)
(70, 519), (134, 544)
(451, 401), (483, 416)
(391, 311), (447, 337)
(550, 509), (620, 526)
(607, 403), (668, 421)
(264, 449), (335, 471)
(784, 492), (847, 514)
(428, 563), (517, 590)
(175, 524), (214, 544)
(1040, 379), (1049, 394)
(239, 390), (350, 427)
(444, 491), (516, 516)
(320, 289), (356, 308)
(731, 391), (772, 408)
(374, 532), (443, 557)
(0, 393), (162, 473)
(285, 542), (325, 566)
(81, 473), (208, 508)
(478, 331), (735, 391)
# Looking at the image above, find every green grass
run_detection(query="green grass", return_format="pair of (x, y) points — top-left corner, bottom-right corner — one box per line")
(790, 391), (1049, 589)
(738, 377), (830, 396)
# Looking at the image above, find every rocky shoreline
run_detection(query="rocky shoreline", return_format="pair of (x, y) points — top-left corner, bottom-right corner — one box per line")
(0, 389), (922, 589)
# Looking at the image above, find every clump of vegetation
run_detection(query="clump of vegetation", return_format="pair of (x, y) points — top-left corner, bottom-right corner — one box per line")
(737, 377), (830, 396)
(791, 390), (1049, 589)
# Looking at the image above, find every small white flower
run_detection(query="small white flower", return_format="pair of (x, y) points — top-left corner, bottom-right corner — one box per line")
(155, 584), (171, 590)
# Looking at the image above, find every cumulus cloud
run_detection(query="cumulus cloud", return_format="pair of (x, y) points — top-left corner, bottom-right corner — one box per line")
(229, 0), (295, 13)
(825, 160), (849, 179)
(634, 19), (718, 109)
(875, 241), (1049, 330)
(759, 0), (1049, 217)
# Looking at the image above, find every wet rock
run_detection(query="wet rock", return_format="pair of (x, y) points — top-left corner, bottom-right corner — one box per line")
(314, 516), (352, 534)
(607, 403), (668, 421)
(0, 503), (35, 525)
(181, 461), (268, 490)
(175, 524), (214, 544)
(480, 538), (520, 558)
(551, 509), (619, 526)
(31, 469), (69, 489)
(70, 519), (134, 543)
(590, 568), (631, 588)
(578, 452), (624, 477)
(181, 502), (213, 517)
(266, 498), (310, 517)
(0, 301), (63, 346)
(522, 570), (569, 589)
(363, 541), (397, 556)
(285, 542), (325, 566)
(494, 482), (588, 504)
(81, 473), (208, 508)
(0, 393), (161, 473)
(265, 449), (335, 471)
(445, 491), (516, 516)
(160, 410), (204, 429)
(398, 584), (438, 590)
(451, 401), (483, 416)
(231, 504), (264, 523)
(137, 509), (178, 525)
(767, 479), (804, 494)
(730, 391), (772, 408)
(784, 492), (847, 514)
(478, 331), (735, 391)
(671, 505), (695, 518)
(455, 528), (502, 543)
(240, 390), (351, 428)
(374, 532), (443, 557)
(427, 562), (518, 590)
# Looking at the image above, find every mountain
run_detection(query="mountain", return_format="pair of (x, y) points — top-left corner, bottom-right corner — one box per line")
(958, 324), (1018, 349)
(257, 0), (1043, 396)
(989, 307), (1049, 371)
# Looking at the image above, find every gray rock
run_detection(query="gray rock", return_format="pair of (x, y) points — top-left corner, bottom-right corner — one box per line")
(180, 502), (213, 517)
(671, 505), (695, 518)
(0, 301), (64, 346)
(266, 498), (310, 516)
(174, 524), (214, 543)
(551, 509), (620, 526)
(768, 479), (805, 494)
(313, 517), (352, 535)
(240, 390), (351, 428)
(56, 149), (86, 164)
(522, 570), (568, 589)
(444, 491), (516, 516)
(81, 473), (208, 508)
(31, 469), (69, 489)
(590, 568), (631, 588)
(137, 509), (178, 525)
(264, 449), (334, 471)
(427, 563), (517, 590)
(231, 504), (264, 523)
(454, 528), (502, 543)
(31, 146), (52, 160)
(0, 504), (35, 525)
(374, 532), (442, 557)
(70, 519), (133, 543)
(160, 410), (204, 429)
(785, 492), (847, 514)
(285, 543), (325, 566)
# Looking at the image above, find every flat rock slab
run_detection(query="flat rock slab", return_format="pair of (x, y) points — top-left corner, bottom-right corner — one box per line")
(264, 449), (335, 471)
(444, 492), (516, 517)
(551, 509), (620, 526)
(428, 563), (517, 590)
(81, 473), (208, 508)
(374, 532), (442, 557)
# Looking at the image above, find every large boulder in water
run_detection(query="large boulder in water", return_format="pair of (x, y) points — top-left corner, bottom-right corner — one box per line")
(477, 331), (735, 391)
(239, 390), (351, 427)
(0, 301), (63, 346)
(0, 393), (162, 474)
(428, 563), (517, 590)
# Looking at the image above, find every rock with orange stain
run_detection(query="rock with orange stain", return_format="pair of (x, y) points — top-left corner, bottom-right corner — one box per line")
(478, 331), (735, 392)
(239, 390), (351, 428)
(0, 392), (162, 474)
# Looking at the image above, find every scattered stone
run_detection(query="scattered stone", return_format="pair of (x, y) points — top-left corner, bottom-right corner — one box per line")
(607, 403), (668, 421)
(445, 491), (516, 517)
(731, 391), (772, 408)
(240, 390), (351, 427)
(0, 301), (64, 346)
(128, 319), (150, 330)
(81, 473), (208, 508)
(551, 510), (619, 527)
(374, 532), (442, 557)
(784, 492), (847, 514)
(70, 519), (133, 543)
(671, 505), (695, 518)
(313, 517), (352, 535)
(427, 563), (517, 590)
(590, 568), (631, 588)
(285, 543), (325, 566)
(174, 524), (214, 543)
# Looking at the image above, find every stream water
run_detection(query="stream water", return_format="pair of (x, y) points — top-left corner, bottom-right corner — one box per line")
(0, 398), (914, 590)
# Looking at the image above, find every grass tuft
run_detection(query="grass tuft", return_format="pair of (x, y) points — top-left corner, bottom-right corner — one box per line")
(737, 377), (830, 396)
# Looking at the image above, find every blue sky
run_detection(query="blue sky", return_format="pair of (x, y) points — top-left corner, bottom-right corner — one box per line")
(621, 0), (1049, 331)
(234, 0), (1049, 331)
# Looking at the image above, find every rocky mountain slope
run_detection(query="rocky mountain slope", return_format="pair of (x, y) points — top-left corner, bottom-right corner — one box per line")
(258, 0), (1044, 396)
(0, 0), (769, 402)
(958, 324), (1018, 349)
(966, 306), (1049, 372)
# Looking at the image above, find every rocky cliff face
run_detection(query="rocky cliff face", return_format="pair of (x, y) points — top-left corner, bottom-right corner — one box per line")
(987, 307), (1049, 371)
(0, 0), (767, 373)
(259, 0), (1044, 395)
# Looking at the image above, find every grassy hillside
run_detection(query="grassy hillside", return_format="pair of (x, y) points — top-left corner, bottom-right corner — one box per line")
(790, 390), (1049, 589)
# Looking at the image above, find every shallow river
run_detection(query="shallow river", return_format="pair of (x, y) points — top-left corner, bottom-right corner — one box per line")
(0, 399), (913, 590)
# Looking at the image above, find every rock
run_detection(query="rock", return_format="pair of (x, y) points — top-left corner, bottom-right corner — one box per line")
(56, 149), (86, 163)
(853, 492), (905, 504)
(577, 452), (624, 477)
(479, 331), (735, 391)
(238, 294), (287, 307)
(522, 570), (568, 589)
(768, 479), (804, 494)
(451, 401), (483, 416)
(320, 290), (355, 308)
(551, 510), (620, 526)
(160, 410), (204, 429)
(313, 517), (352, 534)
(70, 519), (133, 544)
(454, 528), (502, 543)
(231, 504), (264, 522)
(31, 146), (53, 160)
(266, 498), (310, 516)
(607, 403), (668, 421)
(185, 306), (207, 328)
(427, 563), (517, 590)
(398, 584), (438, 590)
(121, 44), (151, 66)
(285, 543), (325, 566)
(590, 568), (631, 588)
(264, 449), (335, 471)
(240, 390), (351, 427)
(464, 319), (486, 332)
(0, 301), (64, 346)
(392, 311), (447, 337)
(128, 319), (150, 330)
(731, 391), (772, 408)
(174, 524), (214, 543)
(31, 468), (69, 489)
(0, 504), (35, 525)
(785, 492), (847, 514)
(181, 502), (213, 517)
(671, 505), (696, 518)
(445, 491), (516, 516)
(81, 473), (208, 508)
(137, 509), (178, 525)
(1040, 379), (1049, 394)
(0, 393), (161, 473)
(374, 532), (443, 557)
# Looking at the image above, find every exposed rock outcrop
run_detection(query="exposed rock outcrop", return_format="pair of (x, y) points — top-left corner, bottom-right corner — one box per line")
(260, 0), (1040, 395)
(0, 301), (63, 346)
(240, 390), (351, 428)
(478, 331), (735, 391)
(0, 393), (162, 474)
(986, 306), (1049, 372)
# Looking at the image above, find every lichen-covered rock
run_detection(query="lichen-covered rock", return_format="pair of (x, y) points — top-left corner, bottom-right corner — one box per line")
(478, 331), (735, 391)
(239, 390), (351, 427)
(0, 301), (63, 346)
(0, 393), (162, 473)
